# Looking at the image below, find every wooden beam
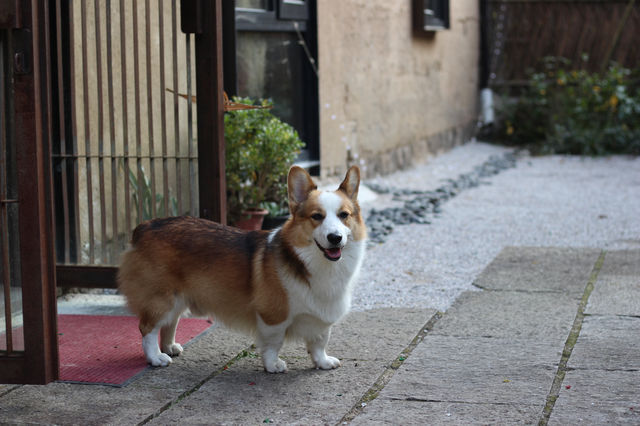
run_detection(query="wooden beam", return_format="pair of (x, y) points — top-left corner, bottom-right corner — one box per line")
(56, 265), (118, 289)
(184, 0), (226, 224)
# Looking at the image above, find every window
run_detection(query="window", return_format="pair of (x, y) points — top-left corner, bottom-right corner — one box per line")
(226, 0), (319, 169)
(413, 0), (450, 34)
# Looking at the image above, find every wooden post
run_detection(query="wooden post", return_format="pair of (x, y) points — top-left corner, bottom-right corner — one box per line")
(182, 0), (227, 224)
(0, 0), (59, 384)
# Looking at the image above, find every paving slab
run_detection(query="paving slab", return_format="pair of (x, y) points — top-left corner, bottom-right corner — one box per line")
(569, 315), (640, 371)
(327, 308), (436, 361)
(352, 399), (542, 425)
(0, 327), (250, 425)
(473, 246), (601, 295)
(550, 369), (640, 425)
(363, 335), (559, 407)
(598, 249), (640, 277)
(149, 356), (385, 425)
(148, 308), (435, 425)
(586, 275), (640, 316)
(431, 290), (577, 343)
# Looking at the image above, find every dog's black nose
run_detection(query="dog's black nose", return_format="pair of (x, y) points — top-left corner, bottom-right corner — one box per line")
(327, 233), (342, 245)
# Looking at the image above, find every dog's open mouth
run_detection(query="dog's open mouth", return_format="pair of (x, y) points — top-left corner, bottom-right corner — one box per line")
(315, 240), (342, 261)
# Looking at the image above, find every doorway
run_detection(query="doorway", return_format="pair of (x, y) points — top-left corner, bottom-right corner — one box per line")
(225, 0), (319, 172)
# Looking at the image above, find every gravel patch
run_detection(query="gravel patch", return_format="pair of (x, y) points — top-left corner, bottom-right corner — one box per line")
(365, 152), (517, 244)
(354, 145), (640, 312)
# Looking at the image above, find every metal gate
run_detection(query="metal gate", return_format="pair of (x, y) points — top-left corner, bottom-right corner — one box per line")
(54, 0), (226, 289)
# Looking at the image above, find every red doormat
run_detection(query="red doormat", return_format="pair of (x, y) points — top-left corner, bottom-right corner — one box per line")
(58, 314), (212, 386)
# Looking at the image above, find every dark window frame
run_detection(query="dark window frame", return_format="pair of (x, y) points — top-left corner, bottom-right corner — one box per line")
(413, 0), (450, 34)
(235, 1), (308, 32)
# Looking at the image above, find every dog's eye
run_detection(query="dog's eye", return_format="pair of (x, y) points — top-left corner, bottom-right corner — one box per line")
(338, 211), (349, 220)
(311, 213), (324, 221)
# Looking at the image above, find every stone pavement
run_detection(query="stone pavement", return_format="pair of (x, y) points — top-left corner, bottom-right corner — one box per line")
(1, 247), (638, 425)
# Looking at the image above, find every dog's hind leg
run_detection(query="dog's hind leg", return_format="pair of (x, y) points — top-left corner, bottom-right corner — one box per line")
(140, 317), (173, 367)
(139, 298), (185, 367)
(160, 301), (187, 356)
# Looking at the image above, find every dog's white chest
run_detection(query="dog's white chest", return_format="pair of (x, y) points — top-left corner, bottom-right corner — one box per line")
(282, 240), (365, 325)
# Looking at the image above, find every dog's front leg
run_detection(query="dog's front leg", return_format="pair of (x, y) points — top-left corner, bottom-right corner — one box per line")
(306, 326), (341, 370)
(256, 316), (288, 373)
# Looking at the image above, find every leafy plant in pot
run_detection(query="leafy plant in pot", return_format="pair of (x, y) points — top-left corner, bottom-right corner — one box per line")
(225, 96), (305, 230)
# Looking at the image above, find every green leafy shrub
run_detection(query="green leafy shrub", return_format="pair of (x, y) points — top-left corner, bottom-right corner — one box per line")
(224, 97), (305, 223)
(122, 162), (179, 222)
(495, 57), (640, 155)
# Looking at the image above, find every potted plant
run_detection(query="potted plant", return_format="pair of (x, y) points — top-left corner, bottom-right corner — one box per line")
(224, 97), (305, 229)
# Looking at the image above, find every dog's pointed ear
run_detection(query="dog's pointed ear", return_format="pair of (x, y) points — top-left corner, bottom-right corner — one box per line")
(288, 166), (317, 212)
(339, 165), (360, 201)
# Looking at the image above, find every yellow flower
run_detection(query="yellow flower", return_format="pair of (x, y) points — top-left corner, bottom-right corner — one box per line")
(557, 78), (565, 86)
(506, 125), (514, 136)
(609, 95), (619, 109)
(592, 86), (601, 93)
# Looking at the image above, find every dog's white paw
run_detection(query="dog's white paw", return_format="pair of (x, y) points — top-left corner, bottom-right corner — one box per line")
(148, 352), (173, 367)
(162, 343), (184, 356)
(315, 355), (341, 370)
(264, 358), (288, 373)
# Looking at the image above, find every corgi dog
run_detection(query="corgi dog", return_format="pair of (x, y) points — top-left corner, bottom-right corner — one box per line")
(118, 166), (366, 373)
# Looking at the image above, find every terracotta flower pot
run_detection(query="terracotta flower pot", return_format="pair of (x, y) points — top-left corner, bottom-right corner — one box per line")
(235, 208), (269, 231)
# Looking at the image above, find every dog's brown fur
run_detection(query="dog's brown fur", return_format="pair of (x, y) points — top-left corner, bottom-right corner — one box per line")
(119, 218), (290, 337)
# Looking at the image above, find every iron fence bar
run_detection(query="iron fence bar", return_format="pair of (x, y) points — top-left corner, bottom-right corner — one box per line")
(54, 1), (70, 264)
(186, 33), (195, 217)
(93, 0), (108, 264)
(79, 0), (95, 264)
(1, 206), (13, 354)
(68, 0), (80, 264)
(133, 1), (144, 225)
(119, 0), (131, 244)
(0, 37), (13, 352)
(106, 0), (118, 264)
(172, 0), (183, 215)
(158, 0), (170, 217)
(51, 153), (199, 160)
(144, 0), (157, 219)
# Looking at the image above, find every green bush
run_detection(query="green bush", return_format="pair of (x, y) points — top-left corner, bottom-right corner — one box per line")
(495, 57), (640, 155)
(122, 161), (179, 223)
(224, 97), (305, 223)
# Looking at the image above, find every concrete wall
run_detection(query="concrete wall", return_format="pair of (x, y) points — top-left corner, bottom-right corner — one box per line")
(317, 1), (480, 177)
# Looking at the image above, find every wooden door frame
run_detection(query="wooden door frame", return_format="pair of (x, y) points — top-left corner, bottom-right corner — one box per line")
(0, 0), (59, 384)
(182, 0), (227, 223)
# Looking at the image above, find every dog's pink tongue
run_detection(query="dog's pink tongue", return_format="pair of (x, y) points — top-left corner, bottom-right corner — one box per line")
(325, 248), (342, 259)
